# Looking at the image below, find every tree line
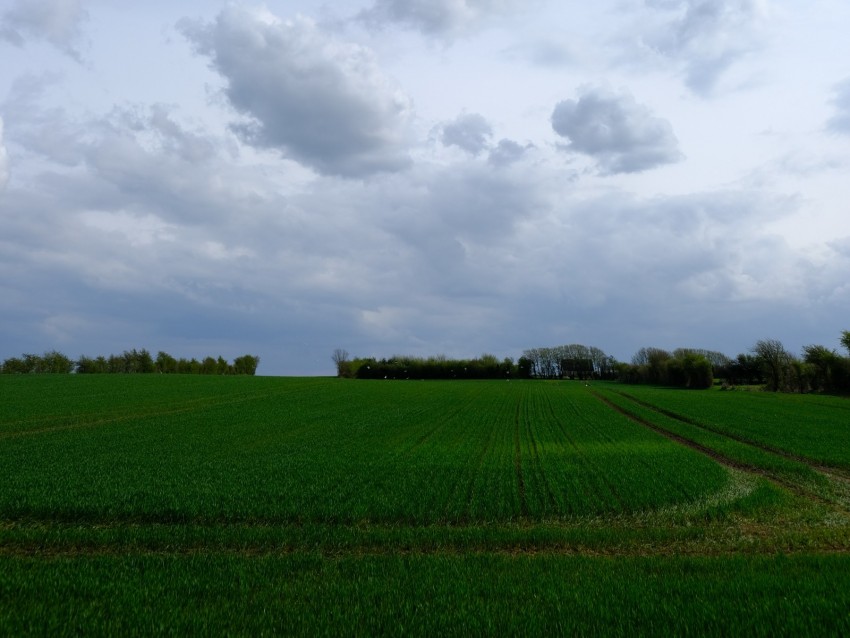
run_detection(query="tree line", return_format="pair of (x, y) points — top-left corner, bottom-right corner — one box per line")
(744, 334), (850, 394)
(1, 349), (260, 376)
(334, 330), (850, 394)
(334, 350), (519, 380)
(331, 345), (620, 381)
(616, 347), (724, 389)
(518, 344), (618, 380)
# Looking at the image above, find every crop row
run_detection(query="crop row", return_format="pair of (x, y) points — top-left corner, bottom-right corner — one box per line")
(0, 377), (733, 525)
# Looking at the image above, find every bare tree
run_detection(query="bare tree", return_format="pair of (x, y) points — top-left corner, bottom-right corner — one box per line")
(332, 348), (350, 377)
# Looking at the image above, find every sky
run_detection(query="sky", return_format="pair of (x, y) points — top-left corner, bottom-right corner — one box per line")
(1, 0), (849, 375)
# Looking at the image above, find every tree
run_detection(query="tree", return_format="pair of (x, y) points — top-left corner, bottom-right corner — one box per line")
(107, 354), (125, 373)
(752, 339), (792, 391)
(1, 356), (29, 374)
(176, 358), (201, 374)
(233, 355), (260, 375)
(39, 350), (73, 373)
(135, 349), (155, 373)
(630, 347), (671, 384)
(201, 356), (218, 375)
(789, 359), (813, 394)
(802, 345), (836, 392)
(588, 346), (614, 379)
(841, 330), (850, 356)
(332, 349), (351, 377)
(725, 353), (762, 386)
(75, 355), (97, 374)
(517, 356), (533, 379)
(155, 351), (177, 374)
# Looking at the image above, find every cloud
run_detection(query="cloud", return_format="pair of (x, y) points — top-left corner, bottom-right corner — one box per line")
(179, 7), (413, 178)
(551, 87), (683, 174)
(1, 1), (847, 374)
(518, 39), (577, 68)
(0, 87), (843, 374)
(441, 113), (493, 155)
(0, 117), (8, 190)
(1, 73), (91, 167)
(827, 78), (850, 135)
(488, 139), (530, 167)
(642, 0), (769, 94)
(360, 0), (524, 37)
(0, 0), (88, 61)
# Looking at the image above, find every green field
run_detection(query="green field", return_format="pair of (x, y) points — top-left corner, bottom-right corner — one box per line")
(2, 376), (849, 635)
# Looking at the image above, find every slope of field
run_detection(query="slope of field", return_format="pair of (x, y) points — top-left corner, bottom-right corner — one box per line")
(1, 376), (849, 635)
(602, 385), (850, 469)
(0, 376), (732, 524)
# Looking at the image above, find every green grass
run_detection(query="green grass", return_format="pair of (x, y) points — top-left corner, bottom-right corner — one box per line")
(592, 387), (826, 485)
(0, 377), (732, 524)
(2, 554), (848, 637)
(1, 375), (849, 635)
(607, 384), (850, 468)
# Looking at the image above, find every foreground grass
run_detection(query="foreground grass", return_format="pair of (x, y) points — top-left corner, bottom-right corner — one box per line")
(2, 554), (849, 637)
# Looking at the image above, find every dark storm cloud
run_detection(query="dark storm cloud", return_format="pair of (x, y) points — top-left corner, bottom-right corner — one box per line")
(551, 87), (682, 174)
(179, 7), (413, 178)
(0, 0), (88, 61)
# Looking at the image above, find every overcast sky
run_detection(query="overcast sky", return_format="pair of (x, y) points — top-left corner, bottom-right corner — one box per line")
(1, 0), (849, 375)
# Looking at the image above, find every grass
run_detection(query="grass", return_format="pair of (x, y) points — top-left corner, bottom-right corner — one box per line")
(1, 375), (849, 635)
(2, 554), (849, 636)
(607, 384), (850, 468)
(0, 377), (733, 524)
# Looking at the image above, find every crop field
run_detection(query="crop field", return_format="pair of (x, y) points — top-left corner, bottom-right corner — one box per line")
(2, 376), (849, 635)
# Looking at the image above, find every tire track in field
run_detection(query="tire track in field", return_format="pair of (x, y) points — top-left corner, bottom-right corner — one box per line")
(590, 390), (844, 510)
(3, 515), (850, 558)
(611, 389), (850, 479)
(607, 389), (850, 509)
(607, 389), (850, 508)
(3, 543), (850, 559)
